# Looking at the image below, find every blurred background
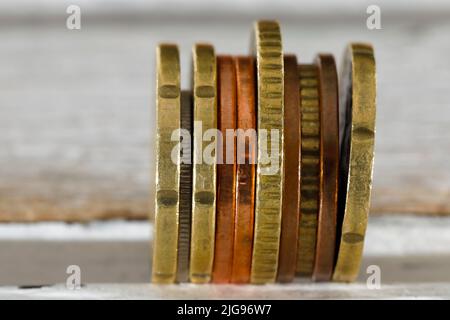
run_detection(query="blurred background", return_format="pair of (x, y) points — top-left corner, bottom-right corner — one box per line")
(0, 0), (449, 292)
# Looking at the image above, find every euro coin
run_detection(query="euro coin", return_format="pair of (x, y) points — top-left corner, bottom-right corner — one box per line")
(250, 20), (285, 284)
(277, 54), (301, 283)
(176, 91), (193, 283)
(231, 56), (256, 284)
(333, 43), (376, 282)
(296, 64), (320, 277)
(152, 44), (181, 284)
(189, 44), (217, 284)
(313, 54), (339, 282)
(212, 56), (237, 283)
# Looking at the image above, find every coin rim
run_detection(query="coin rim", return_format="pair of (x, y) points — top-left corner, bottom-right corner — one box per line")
(313, 54), (339, 282)
(212, 55), (237, 283)
(333, 43), (376, 282)
(176, 90), (193, 283)
(152, 44), (181, 284)
(231, 56), (257, 284)
(277, 54), (301, 283)
(250, 20), (285, 284)
(296, 63), (320, 277)
(189, 43), (218, 284)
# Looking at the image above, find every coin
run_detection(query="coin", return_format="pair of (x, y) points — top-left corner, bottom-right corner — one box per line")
(231, 56), (256, 284)
(176, 90), (193, 283)
(333, 44), (376, 282)
(250, 20), (285, 284)
(152, 44), (181, 284)
(296, 64), (320, 277)
(277, 55), (301, 283)
(212, 56), (237, 283)
(189, 44), (217, 284)
(312, 54), (339, 282)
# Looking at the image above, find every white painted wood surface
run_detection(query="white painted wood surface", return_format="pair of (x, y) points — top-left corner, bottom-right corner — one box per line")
(2, 282), (450, 300)
(0, 216), (449, 298)
(0, 1), (449, 221)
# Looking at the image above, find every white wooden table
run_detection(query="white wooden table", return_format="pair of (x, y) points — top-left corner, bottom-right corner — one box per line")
(0, 216), (449, 299)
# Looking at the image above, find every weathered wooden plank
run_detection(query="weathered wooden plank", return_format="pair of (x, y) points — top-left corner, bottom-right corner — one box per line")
(1, 217), (449, 286)
(2, 282), (450, 300)
(0, 12), (449, 221)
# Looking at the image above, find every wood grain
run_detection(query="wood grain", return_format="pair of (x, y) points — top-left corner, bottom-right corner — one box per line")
(0, 14), (449, 221)
(1, 217), (450, 297)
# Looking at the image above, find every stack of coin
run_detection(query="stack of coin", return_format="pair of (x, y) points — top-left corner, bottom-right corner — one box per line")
(152, 20), (376, 284)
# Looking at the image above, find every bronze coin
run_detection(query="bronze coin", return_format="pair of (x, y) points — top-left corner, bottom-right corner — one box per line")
(296, 64), (320, 277)
(212, 56), (237, 283)
(230, 56), (256, 284)
(277, 55), (301, 283)
(313, 54), (339, 282)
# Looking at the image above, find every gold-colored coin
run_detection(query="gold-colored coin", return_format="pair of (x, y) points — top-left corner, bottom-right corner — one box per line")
(333, 43), (376, 282)
(152, 44), (181, 284)
(296, 64), (320, 277)
(189, 44), (217, 284)
(250, 20), (284, 284)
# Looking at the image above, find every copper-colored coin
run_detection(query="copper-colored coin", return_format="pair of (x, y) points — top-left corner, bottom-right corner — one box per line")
(312, 54), (339, 282)
(277, 55), (301, 283)
(212, 56), (237, 283)
(230, 56), (256, 284)
(296, 64), (320, 277)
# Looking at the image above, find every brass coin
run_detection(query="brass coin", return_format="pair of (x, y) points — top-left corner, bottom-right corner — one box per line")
(231, 56), (256, 284)
(250, 20), (285, 284)
(152, 44), (181, 284)
(296, 64), (320, 277)
(277, 55), (301, 283)
(333, 44), (376, 282)
(212, 56), (237, 283)
(189, 44), (217, 284)
(176, 91), (193, 283)
(313, 54), (339, 282)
